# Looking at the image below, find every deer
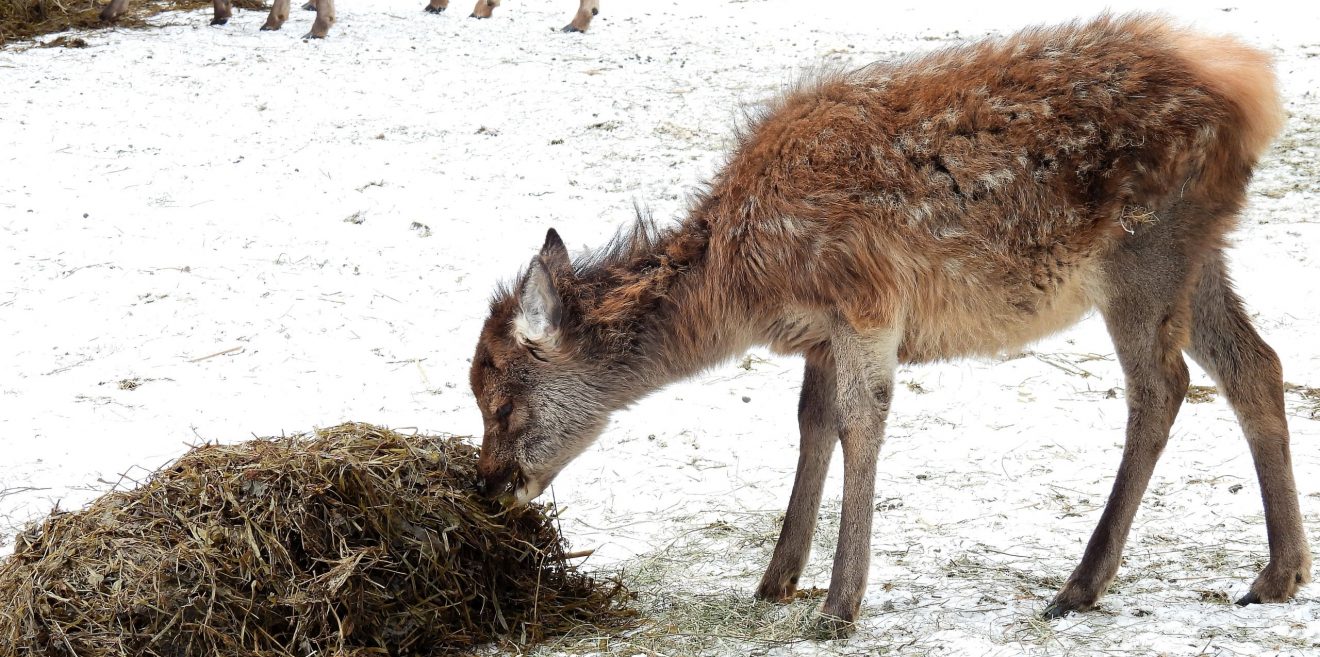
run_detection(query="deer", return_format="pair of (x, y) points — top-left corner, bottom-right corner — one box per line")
(468, 14), (1311, 634)
(98, 1), (600, 38)
(99, 0), (337, 39)
(426, 0), (601, 33)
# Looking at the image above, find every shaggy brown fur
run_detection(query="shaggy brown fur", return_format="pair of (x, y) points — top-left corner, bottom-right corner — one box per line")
(470, 14), (1309, 634)
(427, 0), (600, 32)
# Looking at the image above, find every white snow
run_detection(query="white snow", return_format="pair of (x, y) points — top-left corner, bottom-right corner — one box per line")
(2, 1), (1318, 655)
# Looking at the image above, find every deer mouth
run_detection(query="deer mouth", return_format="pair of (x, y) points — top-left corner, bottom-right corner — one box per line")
(511, 474), (548, 507)
(475, 461), (523, 504)
(477, 461), (557, 508)
(510, 463), (567, 507)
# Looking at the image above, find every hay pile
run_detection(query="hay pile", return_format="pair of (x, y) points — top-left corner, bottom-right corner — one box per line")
(0, 0), (266, 46)
(0, 423), (633, 656)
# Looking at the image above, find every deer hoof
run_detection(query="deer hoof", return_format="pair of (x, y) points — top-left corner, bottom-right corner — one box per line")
(210, 17), (229, 26)
(425, 5), (446, 13)
(260, 23), (280, 31)
(1042, 588), (1098, 619)
(1042, 573), (1108, 619)
(99, 8), (119, 22)
(561, 24), (583, 33)
(303, 31), (328, 39)
(811, 611), (857, 639)
(470, 13), (487, 19)
(1238, 562), (1311, 606)
(754, 580), (796, 603)
(301, 1), (316, 10)
(814, 594), (860, 639)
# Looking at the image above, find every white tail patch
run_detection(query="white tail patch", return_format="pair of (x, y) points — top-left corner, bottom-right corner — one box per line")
(1166, 27), (1285, 161)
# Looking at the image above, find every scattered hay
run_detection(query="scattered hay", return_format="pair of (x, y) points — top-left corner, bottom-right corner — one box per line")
(37, 34), (86, 47)
(0, 0), (266, 47)
(1197, 589), (1231, 604)
(1, 0), (108, 45)
(614, 590), (827, 651)
(1286, 382), (1320, 419)
(1119, 205), (1158, 233)
(0, 422), (633, 656)
(1185, 384), (1218, 404)
(1187, 382), (1320, 412)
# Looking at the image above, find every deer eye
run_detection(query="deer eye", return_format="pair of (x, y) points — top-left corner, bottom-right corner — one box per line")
(495, 401), (513, 421)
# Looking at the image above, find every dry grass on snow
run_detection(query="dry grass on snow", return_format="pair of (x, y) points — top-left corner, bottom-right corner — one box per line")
(0, 0), (265, 47)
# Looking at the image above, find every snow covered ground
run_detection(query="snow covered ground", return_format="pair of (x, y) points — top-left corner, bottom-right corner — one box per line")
(2, 0), (1319, 654)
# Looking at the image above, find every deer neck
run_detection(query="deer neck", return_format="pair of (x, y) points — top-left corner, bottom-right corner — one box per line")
(581, 220), (752, 398)
(638, 260), (753, 385)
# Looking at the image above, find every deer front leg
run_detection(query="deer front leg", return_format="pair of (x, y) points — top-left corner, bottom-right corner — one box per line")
(562, 0), (600, 32)
(425, 0), (450, 13)
(470, 0), (501, 19)
(100, 0), (131, 22)
(262, 0), (291, 31)
(303, 0), (335, 38)
(756, 347), (838, 602)
(816, 323), (899, 637)
(211, 0), (233, 26)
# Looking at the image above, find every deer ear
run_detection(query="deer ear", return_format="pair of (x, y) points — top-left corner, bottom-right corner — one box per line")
(540, 228), (571, 273)
(514, 258), (564, 350)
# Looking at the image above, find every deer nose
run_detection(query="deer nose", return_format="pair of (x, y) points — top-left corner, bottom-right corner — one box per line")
(475, 470), (510, 500)
(474, 456), (516, 500)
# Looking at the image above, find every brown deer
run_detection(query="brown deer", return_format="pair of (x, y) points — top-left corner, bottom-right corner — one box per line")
(469, 14), (1311, 633)
(99, 0), (337, 39)
(100, 0), (597, 38)
(425, 0), (601, 33)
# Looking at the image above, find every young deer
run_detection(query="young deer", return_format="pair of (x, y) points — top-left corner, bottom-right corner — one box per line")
(469, 14), (1311, 632)
(425, 0), (601, 33)
(99, 0), (337, 39)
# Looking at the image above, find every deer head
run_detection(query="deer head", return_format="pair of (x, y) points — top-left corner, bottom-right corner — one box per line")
(469, 229), (617, 505)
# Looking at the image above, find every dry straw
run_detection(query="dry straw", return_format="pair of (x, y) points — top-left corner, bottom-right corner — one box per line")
(0, 422), (634, 656)
(0, 0), (265, 46)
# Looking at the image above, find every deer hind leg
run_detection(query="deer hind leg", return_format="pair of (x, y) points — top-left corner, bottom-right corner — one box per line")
(1044, 210), (1198, 619)
(211, 0), (233, 26)
(563, 0), (600, 32)
(814, 322), (898, 637)
(100, 0), (131, 22)
(756, 347), (839, 603)
(262, 0), (291, 31)
(471, 0), (501, 19)
(425, 0), (450, 14)
(1185, 251), (1311, 605)
(304, 0), (335, 38)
